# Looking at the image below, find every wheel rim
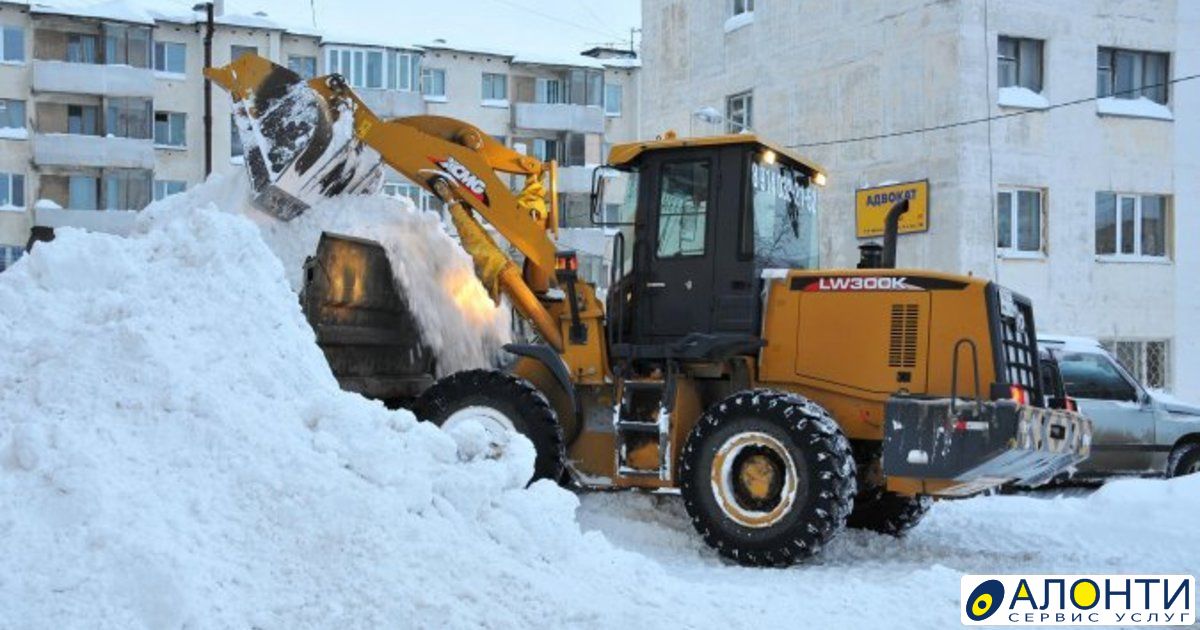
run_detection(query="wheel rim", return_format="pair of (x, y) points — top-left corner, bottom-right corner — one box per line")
(710, 431), (800, 528)
(442, 405), (516, 440)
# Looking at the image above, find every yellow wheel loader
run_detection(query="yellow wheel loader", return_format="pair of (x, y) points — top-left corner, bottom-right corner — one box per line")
(208, 56), (1091, 567)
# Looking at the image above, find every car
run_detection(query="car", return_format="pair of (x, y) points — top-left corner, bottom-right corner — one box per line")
(1038, 335), (1200, 478)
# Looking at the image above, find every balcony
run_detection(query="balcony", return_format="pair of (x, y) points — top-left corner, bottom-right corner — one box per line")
(512, 102), (605, 134)
(31, 60), (154, 97)
(33, 206), (138, 236)
(556, 165), (595, 194)
(357, 89), (426, 118)
(32, 133), (154, 169)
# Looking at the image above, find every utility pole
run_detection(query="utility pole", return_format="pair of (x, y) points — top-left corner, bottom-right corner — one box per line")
(194, 2), (215, 176)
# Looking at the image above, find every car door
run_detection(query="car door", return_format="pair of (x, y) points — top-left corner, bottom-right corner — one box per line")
(1057, 350), (1157, 475)
(640, 152), (717, 340)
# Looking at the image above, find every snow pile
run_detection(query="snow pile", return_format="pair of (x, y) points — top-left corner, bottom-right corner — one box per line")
(0, 199), (679, 628)
(151, 173), (510, 375)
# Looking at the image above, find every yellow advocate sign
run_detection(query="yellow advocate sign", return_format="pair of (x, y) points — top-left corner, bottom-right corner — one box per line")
(855, 180), (929, 238)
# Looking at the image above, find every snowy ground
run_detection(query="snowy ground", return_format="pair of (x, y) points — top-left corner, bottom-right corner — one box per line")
(576, 479), (1200, 628)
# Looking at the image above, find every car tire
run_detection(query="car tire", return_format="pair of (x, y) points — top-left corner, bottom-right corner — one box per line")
(679, 389), (856, 567)
(1167, 442), (1200, 478)
(412, 369), (564, 484)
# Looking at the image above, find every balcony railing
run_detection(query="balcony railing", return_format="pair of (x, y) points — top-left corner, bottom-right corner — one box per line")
(357, 89), (426, 118)
(32, 206), (139, 235)
(555, 165), (595, 194)
(32, 133), (154, 169)
(31, 60), (154, 97)
(513, 102), (605, 134)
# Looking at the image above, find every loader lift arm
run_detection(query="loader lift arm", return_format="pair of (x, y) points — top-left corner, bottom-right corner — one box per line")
(206, 55), (567, 350)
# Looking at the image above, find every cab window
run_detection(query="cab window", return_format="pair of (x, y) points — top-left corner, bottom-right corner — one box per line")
(656, 160), (710, 258)
(1058, 351), (1138, 401)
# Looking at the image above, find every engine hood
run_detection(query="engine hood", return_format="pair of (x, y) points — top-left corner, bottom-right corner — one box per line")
(1152, 394), (1200, 417)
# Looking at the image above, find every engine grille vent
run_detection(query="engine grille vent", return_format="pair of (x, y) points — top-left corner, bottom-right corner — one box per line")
(889, 304), (919, 368)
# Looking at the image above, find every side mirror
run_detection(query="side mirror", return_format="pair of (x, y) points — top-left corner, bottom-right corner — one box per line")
(589, 166), (634, 226)
(589, 166), (607, 224)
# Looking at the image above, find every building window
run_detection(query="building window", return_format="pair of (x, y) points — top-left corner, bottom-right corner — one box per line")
(0, 245), (22, 272)
(996, 188), (1043, 253)
(230, 114), (243, 158)
(325, 47), (389, 89)
(153, 180), (186, 201)
(998, 36), (1043, 92)
(104, 24), (151, 68)
(536, 78), (562, 104)
(604, 83), (622, 116)
(287, 55), (316, 79)
(482, 72), (507, 102)
(385, 51), (420, 91)
(1, 26), (24, 62)
(567, 69), (604, 107)
(726, 91), (752, 133)
(68, 33), (98, 63)
(0, 172), (25, 209)
(1095, 192), (1169, 258)
(105, 170), (152, 211)
(231, 45), (257, 62)
(421, 68), (446, 98)
(532, 138), (559, 163)
(153, 41), (186, 74)
(1102, 339), (1170, 390)
(68, 175), (100, 210)
(563, 133), (586, 167)
(732, 0), (754, 16)
(1097, 48), (1169, 104)
(383, 181), (443, 214)
(154, 112), (186, 147)
(105, 98), (152, 139)
(68, 104), (100, 135)
(0, 98), (24, 130)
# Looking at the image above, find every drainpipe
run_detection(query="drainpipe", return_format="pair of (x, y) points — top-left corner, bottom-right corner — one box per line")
(194, 2), (215, 176)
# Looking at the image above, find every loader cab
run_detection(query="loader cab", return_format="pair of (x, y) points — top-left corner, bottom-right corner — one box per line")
(597, 134), (824, 358)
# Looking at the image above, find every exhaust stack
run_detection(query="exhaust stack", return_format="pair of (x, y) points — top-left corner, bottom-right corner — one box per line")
(880, 198), (910, 269)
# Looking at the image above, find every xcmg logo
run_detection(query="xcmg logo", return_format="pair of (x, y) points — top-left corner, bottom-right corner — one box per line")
(430, 155), (489, 205)
(802, 276), (919, 292)
(961, 574), (1195, 626)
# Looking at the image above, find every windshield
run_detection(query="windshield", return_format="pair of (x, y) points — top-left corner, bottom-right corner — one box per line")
(748, 156), (819, 269)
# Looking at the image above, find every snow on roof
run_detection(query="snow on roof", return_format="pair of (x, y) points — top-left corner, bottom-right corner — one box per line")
(28, 0), (158, 24)
(511, 50), (607, 70)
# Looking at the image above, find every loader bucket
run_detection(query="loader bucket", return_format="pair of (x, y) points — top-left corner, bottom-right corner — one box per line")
(206, 55), (383, 220)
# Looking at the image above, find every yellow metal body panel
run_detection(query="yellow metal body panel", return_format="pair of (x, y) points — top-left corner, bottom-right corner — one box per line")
(758, 268), (998, 442)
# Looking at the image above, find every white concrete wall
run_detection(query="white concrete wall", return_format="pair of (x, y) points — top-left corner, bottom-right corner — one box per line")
(1172, 0), (1200, 397)
(639, 0), (1195, 392)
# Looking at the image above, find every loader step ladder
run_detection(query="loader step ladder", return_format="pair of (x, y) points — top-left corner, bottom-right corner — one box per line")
(614, 367), (676, 481)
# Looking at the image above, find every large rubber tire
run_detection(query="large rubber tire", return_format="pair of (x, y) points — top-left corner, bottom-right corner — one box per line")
(679, 390), (857, 567)
(1167, 442), (1200, 478)
(846, 442), (931, 536)
(412, 369), (564, 484)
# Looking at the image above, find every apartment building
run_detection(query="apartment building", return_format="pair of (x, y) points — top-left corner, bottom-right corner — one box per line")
(638, 0), (1198, 395)
(0, 1), (640, 290)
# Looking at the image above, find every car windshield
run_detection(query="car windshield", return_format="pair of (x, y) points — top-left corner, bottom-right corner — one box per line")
(1058, 351), (1138, 402)
(746, 154), (819, 270)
